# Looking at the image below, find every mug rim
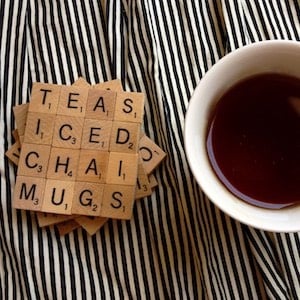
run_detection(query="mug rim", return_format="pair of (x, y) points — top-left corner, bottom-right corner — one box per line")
(184, 40), (300, 232)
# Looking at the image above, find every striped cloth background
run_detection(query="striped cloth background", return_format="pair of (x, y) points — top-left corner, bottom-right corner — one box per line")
(1, 1), (299, 299)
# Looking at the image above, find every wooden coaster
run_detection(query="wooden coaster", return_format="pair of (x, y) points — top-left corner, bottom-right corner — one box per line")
(36, 212), (75, 227)
(75, 216), (108, 235)
(56, 219), (81, 236)
(7, 78), (167, 235)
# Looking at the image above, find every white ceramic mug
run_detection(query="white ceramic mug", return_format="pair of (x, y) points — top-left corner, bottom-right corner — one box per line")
(184, 40), (300, 232)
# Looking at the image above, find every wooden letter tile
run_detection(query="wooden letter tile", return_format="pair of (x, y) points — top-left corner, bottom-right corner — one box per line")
(42, 179), (74, 214)
(13, 103), (29, 141)
(13, 176), (45, 211)
(24, 112), (55, 145)
(106, 152), (139, 185)
(47, 147), (79, 181)
(135, 162), (152, 200)
(109, 121), (140, 153)
(76, 150), (109, 183)
(29, 82), (61, 114)
(114, 92), (144, 123)
(36, 212), (75, 227)
(5, 140), (21, 166)
(148, 173), (158, 189)
(100, 184), (135, 219)
(139, 135), (166, 174)
(52, 115), (84, 149)
(93, 79), (123, 92)
(75, 216), (108, 235)
(72, 77), (91, 88)
(57, 85), (88, 117)
(72, 181), (104, 216)
(17, 143), (51, 177)
(81, 119), (112, 150)
(56, 219), (81, 236)
(86, 89), (116, 120)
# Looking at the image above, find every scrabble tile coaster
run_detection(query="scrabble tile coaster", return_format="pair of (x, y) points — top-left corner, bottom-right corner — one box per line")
(6, 77), (167, 235)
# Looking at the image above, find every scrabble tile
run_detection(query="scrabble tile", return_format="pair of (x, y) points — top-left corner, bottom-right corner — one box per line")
(93, 79), (123, 92)
(29, 82), (61, 114)
(72, 77), (91, 88)
(86, 89), (116, 120)
(139, 135), (166, 174)
(114, 92), (144, 123)
(5, 140), (21, 166)
(106, 152), (139, 185)
(17, 143), (51, 177)
(76, 150), (109, 183)
(13, 176), (45, 211)
(12, 129), (20, 142)
(47, 147), (80, 181)
(81, 119), (112, 150)
(75, 216), (108, 235)
(56, 219), (81, 236)
(23, 112), (55, 145)
(36, 212), (75, 227)
(72, 182), (104, 216)
(109, 121), (140, 153)
(148, 173), (158, 189)
(52, 115), (84, 149)
(100, 184), (135, 219)
(57, 85), (88, 117)
(135, 162), (152, 200)
(42, 179), (74, 214)
(13, 103), (29, 140)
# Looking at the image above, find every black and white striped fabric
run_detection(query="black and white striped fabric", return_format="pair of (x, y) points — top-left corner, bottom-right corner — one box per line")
(1, 1), (299, 299)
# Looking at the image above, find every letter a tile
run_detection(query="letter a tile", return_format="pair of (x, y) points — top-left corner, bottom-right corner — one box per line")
(86, 89), (116, 120)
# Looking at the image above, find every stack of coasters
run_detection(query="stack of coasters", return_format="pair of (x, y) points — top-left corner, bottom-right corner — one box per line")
(6, 78), (166, 235)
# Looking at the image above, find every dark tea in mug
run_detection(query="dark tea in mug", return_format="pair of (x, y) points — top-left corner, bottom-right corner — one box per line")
(206, 73), (300, 208)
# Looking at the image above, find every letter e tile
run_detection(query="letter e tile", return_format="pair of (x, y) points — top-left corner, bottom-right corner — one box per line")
(81, 119), (112, 150)
(57, 85), (88, 117)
